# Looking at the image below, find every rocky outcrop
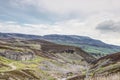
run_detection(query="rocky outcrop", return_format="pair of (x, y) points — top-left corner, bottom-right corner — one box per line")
(0, 50), (34, 61)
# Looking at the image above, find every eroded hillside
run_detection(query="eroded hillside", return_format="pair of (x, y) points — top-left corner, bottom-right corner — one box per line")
(0, 38), (95, 80)
(68, 52), (120, 80)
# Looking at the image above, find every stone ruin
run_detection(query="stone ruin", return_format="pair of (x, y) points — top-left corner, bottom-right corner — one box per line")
(0, 50), (35, 61)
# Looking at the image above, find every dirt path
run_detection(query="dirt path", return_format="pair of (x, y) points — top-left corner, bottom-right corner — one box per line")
(8, 63), (17, 70)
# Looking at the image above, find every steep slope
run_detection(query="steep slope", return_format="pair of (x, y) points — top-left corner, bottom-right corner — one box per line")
(91, 52), (120, 75)
(67, 52), (120, 80)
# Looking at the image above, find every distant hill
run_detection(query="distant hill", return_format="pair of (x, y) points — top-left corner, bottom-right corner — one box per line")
(0, 32), (42, 39)
(0, 33), (120, 56)
(42, 34), (120, 56)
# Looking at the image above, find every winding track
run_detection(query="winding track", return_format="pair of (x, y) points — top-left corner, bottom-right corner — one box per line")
(8, 63), (17, 71)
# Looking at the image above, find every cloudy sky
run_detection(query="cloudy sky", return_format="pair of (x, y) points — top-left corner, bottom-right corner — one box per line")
(0, 0), (120, 45)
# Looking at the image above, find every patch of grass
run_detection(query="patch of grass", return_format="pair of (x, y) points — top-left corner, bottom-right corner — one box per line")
(0, 56), (55, 80)
(0, 56), (14, 64)
(92, 62), (120, 76)
(0, 66), (11, 72)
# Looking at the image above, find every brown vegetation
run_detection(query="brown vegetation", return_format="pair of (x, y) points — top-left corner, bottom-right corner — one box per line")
(88, 72), (120, 80)
(67, 72), (120, 80)
(94, 52), (120, 64)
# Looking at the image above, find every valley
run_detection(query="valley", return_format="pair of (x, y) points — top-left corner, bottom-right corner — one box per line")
(0, 0), (120, 80)
(0, 33), (120, 80)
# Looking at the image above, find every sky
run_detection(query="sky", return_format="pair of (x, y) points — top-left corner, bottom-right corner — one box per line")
(0, 0), (120, 45)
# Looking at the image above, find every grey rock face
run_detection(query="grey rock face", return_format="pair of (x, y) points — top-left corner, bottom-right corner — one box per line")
(0, 50), (35, 61)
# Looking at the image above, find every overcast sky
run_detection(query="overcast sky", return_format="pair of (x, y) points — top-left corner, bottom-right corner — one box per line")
(0, 0), (120, 45)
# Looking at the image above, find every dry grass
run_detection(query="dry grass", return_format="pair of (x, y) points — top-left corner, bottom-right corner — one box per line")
(86, 73), (120, 80)
(68, 73), (120, 80)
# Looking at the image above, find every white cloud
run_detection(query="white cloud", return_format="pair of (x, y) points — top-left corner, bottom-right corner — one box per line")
(11, 0), (120, 15)
(96, 20), (120, 33)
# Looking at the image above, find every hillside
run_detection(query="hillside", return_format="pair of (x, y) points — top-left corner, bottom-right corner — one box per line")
(42, 35), (120, 56)
(0, 38), (95, 80)
(91, 52), (120, 75)
(67, 52), (120, 80)
(0, 33), (120, 80)
(1, 33), (120, 57)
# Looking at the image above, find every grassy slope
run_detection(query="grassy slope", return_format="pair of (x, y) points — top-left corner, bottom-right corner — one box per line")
(67, 53), (120, 80)
(91, 52), (120, 75)
(0, 56), (55, 80)
(0, 38), (94, 80)
(0, 39), (55, 80)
